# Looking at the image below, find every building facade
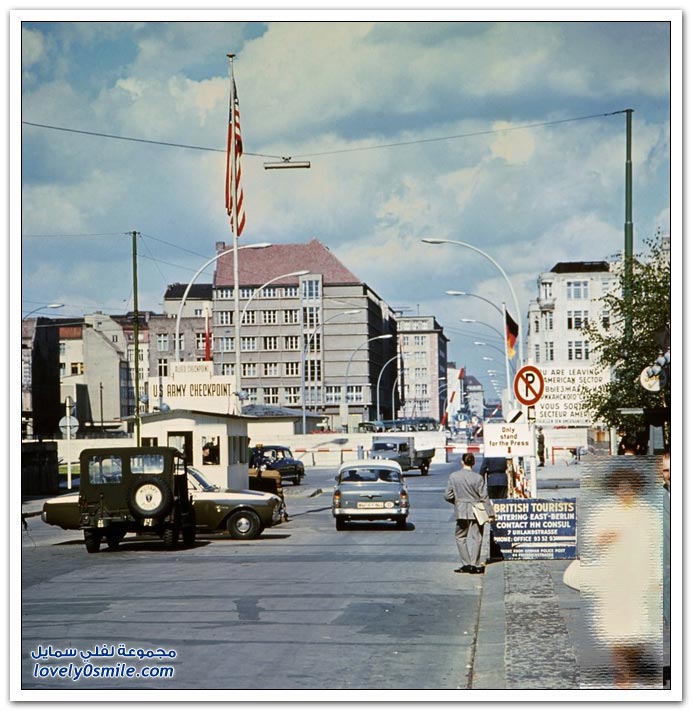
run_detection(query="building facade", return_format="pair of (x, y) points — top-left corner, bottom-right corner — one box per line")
(396, 315), (449, 422)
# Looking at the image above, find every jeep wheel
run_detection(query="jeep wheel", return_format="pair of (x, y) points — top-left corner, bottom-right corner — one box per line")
(84, 530), (101, 553)
(420, 460), (430, 476)
(128, 477), (173, 518)
(163, 526), (179, 548)
(227, 510), (262, 539)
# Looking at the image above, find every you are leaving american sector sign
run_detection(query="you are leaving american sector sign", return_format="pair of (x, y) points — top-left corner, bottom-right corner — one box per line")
(534, 366), (610, 426)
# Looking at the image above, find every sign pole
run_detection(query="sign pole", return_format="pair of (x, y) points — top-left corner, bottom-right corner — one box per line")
(65, 396), (73, 490)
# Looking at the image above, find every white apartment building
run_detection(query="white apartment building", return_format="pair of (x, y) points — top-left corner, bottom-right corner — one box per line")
(526, 260), (614, 452)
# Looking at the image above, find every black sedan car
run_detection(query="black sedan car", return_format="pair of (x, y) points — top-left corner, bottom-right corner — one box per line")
(250, 445), (305, 485)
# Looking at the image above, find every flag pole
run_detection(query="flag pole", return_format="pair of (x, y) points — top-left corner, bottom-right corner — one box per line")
(502, 302), (512, 409)
(227, 53), (243, 414)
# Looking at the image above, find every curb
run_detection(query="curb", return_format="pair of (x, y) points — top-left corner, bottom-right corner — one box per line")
(471, 561), (507, 690)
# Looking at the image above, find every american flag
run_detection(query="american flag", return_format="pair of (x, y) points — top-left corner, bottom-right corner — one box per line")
(225, 77), (246, 236)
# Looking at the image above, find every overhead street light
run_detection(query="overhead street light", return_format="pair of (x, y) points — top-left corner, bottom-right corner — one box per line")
(425, 238), (523, 364)
(302, 309), (362, 433)
(22, 303), (64, 320)
(445, 290), (503, 317)
(174, 242), (270, 362)
(264, 158), (311, 170)
(342, 334), (393, 432)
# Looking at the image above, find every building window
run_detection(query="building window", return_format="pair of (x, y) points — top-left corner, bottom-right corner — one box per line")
(263, 335), (279, 351)
(241, 310), (256, 325)
(262, 287), (277, 299)
(414, 383), (429, 396)
(401, 336), (409, 346)
(534, 344), (540, 363)
(542, 312), (553, 330)
(541, 281), (553, 299)
(304, 333), (321, 354)
(346, 385), (363, 403)
(59, 342), (66, 355)
(283, 309), (299, 324)
(303, 306), (320, 327)
(284, 362), (300, 377)
(217, 311), (233, 326)
(284, 335), (300, 350)
(285, 286), (298, 298)
(264, 362), (279, 377)
(175, 334), (184, 352)
(262, 310), (277, 325)
(302, 279), (321, 300)
(195, 332), (207, 350)
(414, 351), (426, 363)
(242, 363), (257, 377)
(544, 342), (554, 362)
(284, 387), (301, 405)
(70, 362), (84, 375)
(325, 386), (340, 404)
(59, 362), (66, 376)
(414, 335), (427, 346)
(156, 333), (169, 351)
(194, 308), (203, 317)
(533, 317), (539, 334)
(601, 311), (610, 329)
(240, 337), (256, 352)
(111, 335), (118, 343)
(245, 387), (258, 403)
(306, 359), (322, 381)
(218, 336), (234, 352)
(220, 363), (234, 376)
(568, 341), (590, 361)
(264, 387), (280, 405)
(414, 367), (428, 379)
(567, 310), (589, 330)
(158, 359), (168, 377)
(217, 288), (233, 299)
(240, 288), (253, 299)
(566, 280), (589, 299)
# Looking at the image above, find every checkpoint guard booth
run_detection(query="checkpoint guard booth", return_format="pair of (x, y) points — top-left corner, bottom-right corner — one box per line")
(139, 409), (250, 490)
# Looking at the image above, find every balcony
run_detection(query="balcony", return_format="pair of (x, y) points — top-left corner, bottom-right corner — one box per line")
(538, 297), (555, 311)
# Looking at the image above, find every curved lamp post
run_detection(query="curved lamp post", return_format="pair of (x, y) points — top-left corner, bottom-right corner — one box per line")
(460, 318), (504, 341)
(425, 239), (523, 364)
(342, 334), (393, 432)
(302, 309), (361, 433)
(376, 354), (399, 421)
(446, 290), (503, 317)
(22, 303), (64, 320)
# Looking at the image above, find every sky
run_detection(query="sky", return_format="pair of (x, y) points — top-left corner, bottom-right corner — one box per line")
(16, 12), (676, 397)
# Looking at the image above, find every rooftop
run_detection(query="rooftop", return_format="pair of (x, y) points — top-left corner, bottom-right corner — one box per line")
(550, 261), (611, 274)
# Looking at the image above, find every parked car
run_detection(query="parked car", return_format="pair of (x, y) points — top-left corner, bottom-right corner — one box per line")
(249, 445), (305, 485)
(42, 464), (283, 544)
(332, 459), (409, 530)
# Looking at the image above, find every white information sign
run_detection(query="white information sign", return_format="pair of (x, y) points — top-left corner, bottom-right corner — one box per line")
(534, 366), (610, 426)
(483, 423), (533, 457)
(148, 362), (238, 415)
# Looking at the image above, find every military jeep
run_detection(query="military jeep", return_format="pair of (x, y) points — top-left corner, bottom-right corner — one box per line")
(78, 447), (195, 553)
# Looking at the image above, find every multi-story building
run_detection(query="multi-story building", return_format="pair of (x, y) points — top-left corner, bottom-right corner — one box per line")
(396, 315), (448, 422)
(203, 238), (399, 431)
(526, 261), (614, 446)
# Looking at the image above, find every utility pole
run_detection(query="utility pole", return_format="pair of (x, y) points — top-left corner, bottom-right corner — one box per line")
(132, 230), (141, 445)
(623, 108), (634, 342)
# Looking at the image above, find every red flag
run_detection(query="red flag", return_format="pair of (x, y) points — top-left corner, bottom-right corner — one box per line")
(225, 77), (246, 236)
(505, 308), (519, 359)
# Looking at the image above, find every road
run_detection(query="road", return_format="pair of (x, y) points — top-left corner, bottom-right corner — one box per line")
(21, 460), (486, 692)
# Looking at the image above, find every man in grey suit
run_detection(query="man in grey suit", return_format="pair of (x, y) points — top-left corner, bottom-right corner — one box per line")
(445, 452), (496, 574)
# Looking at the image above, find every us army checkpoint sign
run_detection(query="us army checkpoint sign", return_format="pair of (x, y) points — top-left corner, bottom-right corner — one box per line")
(483, 422), (533, 457)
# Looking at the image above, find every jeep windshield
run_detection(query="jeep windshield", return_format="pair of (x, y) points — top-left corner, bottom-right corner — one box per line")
(372, 442), (397, 452)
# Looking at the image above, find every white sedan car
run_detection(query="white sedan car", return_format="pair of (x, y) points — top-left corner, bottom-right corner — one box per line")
(332, 459), (409, 530)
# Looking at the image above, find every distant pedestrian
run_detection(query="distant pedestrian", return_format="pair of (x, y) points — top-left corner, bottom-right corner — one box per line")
(480, 456), (509, 499)
(444, 453), (495, 574)
(537, 427), (546, 467)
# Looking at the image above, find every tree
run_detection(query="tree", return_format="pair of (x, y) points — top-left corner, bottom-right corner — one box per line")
(581, 235), (671, 448)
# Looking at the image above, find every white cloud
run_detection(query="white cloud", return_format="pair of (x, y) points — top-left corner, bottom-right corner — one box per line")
(22, 27), (45, 68)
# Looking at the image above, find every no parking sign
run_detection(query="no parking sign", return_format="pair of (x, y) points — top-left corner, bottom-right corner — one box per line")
(513, 365), (545, 407)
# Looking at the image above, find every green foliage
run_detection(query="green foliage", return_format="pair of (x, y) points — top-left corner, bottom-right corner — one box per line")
(580, 236), (670, 431)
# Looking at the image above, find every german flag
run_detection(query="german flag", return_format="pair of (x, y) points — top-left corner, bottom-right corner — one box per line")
(505, 308), (519, 359)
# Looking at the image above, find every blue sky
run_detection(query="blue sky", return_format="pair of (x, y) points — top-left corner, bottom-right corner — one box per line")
(17, 14), (676, 395)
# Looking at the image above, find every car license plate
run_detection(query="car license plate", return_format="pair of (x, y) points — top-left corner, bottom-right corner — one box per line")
(357, 502), (384, 509)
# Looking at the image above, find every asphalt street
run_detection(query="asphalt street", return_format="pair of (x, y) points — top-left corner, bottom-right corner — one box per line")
(21, 461), (487, 692)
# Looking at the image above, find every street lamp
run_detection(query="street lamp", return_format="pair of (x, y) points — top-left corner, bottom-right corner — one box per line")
(376, 354), (399, 421)
(424, 239), (523, 364)
(460, 318), (504, 341)
(301, 309), (361, 433)
(22, 303), (64, 320)
(445, 290), (503, 316)
(342, 334), (393, 432)
(174, 242), (270, 362)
